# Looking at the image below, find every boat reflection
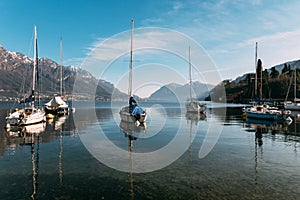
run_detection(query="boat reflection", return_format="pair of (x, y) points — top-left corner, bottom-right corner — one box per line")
(30, 134), (40, 200)
(119, 120), (147, 140)
(185, 112), (204, 182)
(128, 131), (134, 200)
(5, 123), (44, 200)
(6, 122), (46, 138)
(4, 122), (45, 199)
(244, 118), (291, 133)
(244, 115), (297, 194)
(54, 116), (67, 131)
(254, 125), (263, 195)
(185, 112), (206, 124)
(47, 115), (70, 185)
(4, 115), (72, 199)
(53, 116), (67, 185)
(119, 120), (147, 200)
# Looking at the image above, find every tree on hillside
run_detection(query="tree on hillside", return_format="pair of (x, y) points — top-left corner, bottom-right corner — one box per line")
(270, 67), (279, 79)
(281, 63), (289, 74)
(263, 69), (269, 81)
(296, 68), (300, 77)
(287, 64), (293, 77)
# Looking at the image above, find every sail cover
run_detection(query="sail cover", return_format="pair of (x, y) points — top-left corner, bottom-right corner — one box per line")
(45, 96), (67, 107)
(132, 106), (145, 115)
(19, 91), (35, 104)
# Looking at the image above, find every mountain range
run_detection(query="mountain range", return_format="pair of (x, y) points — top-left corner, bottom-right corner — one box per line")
(3, 43), (296, 103)
(0, 45), (214, 102)
(0, 45), (127, 100)
(148, 82), (214, 102)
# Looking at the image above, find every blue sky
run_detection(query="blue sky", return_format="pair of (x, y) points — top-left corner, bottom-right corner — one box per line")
(1, 0), (300, 97)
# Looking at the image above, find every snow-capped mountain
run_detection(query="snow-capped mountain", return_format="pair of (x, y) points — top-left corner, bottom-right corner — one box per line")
(0, 45), (127, 100)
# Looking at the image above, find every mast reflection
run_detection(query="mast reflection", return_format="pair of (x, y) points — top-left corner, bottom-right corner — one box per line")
(185, 112), (206, 125)
(119, 120), (147, 200)
(47, 115), (68, 186)
(30, 133), (40, 200)
(6, 123), (45, 200)
(185, 112), (205, 191)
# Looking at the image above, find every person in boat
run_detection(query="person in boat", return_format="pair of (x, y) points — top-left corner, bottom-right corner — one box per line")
(129, 96), (137, 112)
(129, 96), (145, 116)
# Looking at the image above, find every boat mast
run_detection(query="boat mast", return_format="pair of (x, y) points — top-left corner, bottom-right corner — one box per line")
(294, 66), (297, 100)
(128, 19), (134, 97)
(60, 37), (63, 97)
(32, 25), (37, 109)
(189, 46), (192, 100)
(254, 42), (258, 98)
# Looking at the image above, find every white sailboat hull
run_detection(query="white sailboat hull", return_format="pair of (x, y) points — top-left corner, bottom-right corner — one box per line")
(119, 106), (147, 123)
(21, 109), (45, 125)
(6, 108), (45, 127)
(185, 101), (206, 113)
(284, 102), (300, 111)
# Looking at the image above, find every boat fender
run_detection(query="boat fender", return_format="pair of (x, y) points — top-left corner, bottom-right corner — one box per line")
(135, 120), (140, 126)
(285, 116), (293, 123)
(283, 110), (291, 115)
(5, 123), (10, 129)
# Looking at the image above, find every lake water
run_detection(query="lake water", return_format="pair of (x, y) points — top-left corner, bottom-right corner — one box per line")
(0, 101), (299, 200)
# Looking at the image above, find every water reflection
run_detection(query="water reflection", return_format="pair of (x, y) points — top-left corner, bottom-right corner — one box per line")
(254, 126), (263, 196)
(0, 113), (75, 199)
(0, 103), (300, 199)
(245, 118), (290, 134)
(185, 112), (206, 124)
(45, 115), (75, 186)
(119, 120), (147, 140)
(242, 115), (299, 197)
(185, 112), (203, 183)
(30, 134), (39, 200)
(119, 120), (147, 200)
(4, 123), (45, 200)
(51, 116), (66, 185)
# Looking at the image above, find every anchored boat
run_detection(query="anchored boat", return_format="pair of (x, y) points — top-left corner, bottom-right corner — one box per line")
(185, 46), (206, 114)
(6, 25), (45, 128)
(44, 38), (70, 115)
(119, 19), (147, 125)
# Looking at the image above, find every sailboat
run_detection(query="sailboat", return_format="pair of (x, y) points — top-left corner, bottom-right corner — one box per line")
(185, 46), (206, 114)
(6, 25), (45, 127)
(284, 66), (300, 110)
(244, 42), (291, 121)
(44, 38), (69, 115)
(119, 19), (147, 124)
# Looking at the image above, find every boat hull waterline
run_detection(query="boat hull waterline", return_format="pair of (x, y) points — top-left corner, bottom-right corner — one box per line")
(185, 101), (206, 114)
(119, 106), (147, 124)
(6, 108), (45, 127)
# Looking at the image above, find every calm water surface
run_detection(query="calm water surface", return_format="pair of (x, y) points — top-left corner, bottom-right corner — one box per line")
(0, 101), (299, 199)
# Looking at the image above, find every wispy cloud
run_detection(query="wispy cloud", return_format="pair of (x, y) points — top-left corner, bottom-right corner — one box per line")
(80, 26), (224, 92)
(63, 57), (85, 67)
(239, 29), (300, 48)
(141, 18), (163, 26)
(167, 1), (184, 15)
(76, 0), (300, 87)
(85, 28), (191, 62)
(249, 30), (300, 67)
